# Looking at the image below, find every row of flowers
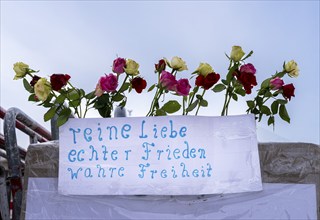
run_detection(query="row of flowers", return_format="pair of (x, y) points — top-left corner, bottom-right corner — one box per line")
(13, 46), (299, 127)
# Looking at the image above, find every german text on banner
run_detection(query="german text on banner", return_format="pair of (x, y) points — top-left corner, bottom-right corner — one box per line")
(58, 114), (262, 195)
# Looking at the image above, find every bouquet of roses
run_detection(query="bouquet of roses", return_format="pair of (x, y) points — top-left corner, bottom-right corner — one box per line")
(12, 45), (299, 127)
(12, 58), (147, 126)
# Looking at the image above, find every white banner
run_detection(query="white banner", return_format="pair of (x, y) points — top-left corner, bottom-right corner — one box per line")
(58, 114), (262, 195)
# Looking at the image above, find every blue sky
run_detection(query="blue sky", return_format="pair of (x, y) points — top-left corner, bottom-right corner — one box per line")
(1, 1), (319, 145)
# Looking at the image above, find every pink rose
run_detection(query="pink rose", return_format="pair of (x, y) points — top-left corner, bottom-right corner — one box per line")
(160, 71), (177, 91)
(270, 77), (284, 90)
(99, 73), (118, 92)
(112, 57), (126, 74)
(175, 78), (191, 96)
(239, 63), (256, 75)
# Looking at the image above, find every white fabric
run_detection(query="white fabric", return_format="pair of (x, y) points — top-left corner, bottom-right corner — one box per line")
(26, 178), (317, 219)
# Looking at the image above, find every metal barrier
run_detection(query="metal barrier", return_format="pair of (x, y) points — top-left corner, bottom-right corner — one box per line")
(0, 106), (126, 220)
(1, 107), (52, 220)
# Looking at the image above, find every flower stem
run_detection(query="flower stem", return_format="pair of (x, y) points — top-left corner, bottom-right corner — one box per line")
(195, 89), (206, 115)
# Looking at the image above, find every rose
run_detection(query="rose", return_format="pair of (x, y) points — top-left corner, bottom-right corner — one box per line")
(30, 75), (41, 86)
(239, 63), (256, 74)
(94, 83), (104, 97)
(160, 71), (177, 91)
(237, 72), (257, 94)
(236, 63), (257, 94)
(131, 77), (147, 93)
(34, 78), (51, 101)
(195, 72), (220, 90)
(175, 78), (191, 96)
(99, 73), (118, 92)
(155, 59), (166, 73)
(196, 63), (214, 77)
(284, 60), (299, 78)
(270, 77), (284, 90)
(50, 74), (71, 91)
(203, 72), (220, 90)
(124, 59), (140, 75)
(195, 75), (204, 87)
(112, 57), (126, 74)
(13, 62), (29, 80)
(230, 46), (245, 62)
(282, 83), (295, 100)
(166, 56), (188, 71)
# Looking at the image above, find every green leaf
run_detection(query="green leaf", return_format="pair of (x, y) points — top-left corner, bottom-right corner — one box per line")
(155, 109), (167, 116)
(94, 94), (111, 109)
(112, 93), (125, 102)
(260, 78), (271, 89)
(279, 104), (290, 123)
(235, 88), (246, 96)
(221, 79), (228, 85)
(260, 105), (271, 115)
(212, 83), (226, 92)
(119, 82), (130, 93)
(55, 94), (66, 104)
(69, 99), (81, 107)
(252, 108), (260, 114)
(246, 100), (255, 109)
(68, 89), (80, 100)
(256, 96), (263, 106)
(56, 108), (72, 127)
(186, 100), (199, 112)
(23, 78), (33, 93)
(241, 50), (253, 61)
(85, 91), (95, 99)
(268, 116), (275, 126)
(199, 99), (208, 107)
(265, 91), (272, 98)
(271, 101), (279, 114)
(277, 99), (288, 105)
(275, 71), (286, 78)
(28, 94), (38, 102)
(79, 89), (85, 97)
(161, 100), (181, 114)
(196, 94), (203, 100)
(193, 86), (199, 94)
(232, 93), (238, 101)
(44, 107), (57, 122)
(148, 84), (156, 92)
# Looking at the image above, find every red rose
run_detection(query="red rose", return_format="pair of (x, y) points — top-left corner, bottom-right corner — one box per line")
(195, 73), (220, 90)
(30, 75), (41, 86)
(237, 72), (257, 94)
(195, 75), (204, 87)
(50, 74), (71, 91)
(155, 59), (166, 73)
(203, 72), (220, 90)
(235, 63), (257, 94)
(131, 77), (147, 93)
(282, 83), (295, 100)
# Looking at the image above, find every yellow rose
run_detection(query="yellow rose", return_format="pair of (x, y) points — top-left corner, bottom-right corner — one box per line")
(166, 56), (188, 71)
(13, 62), (29, 80)
(34, 78), (51, 101)
(230, 46), (245, 62)
(124, 59), (140, 75)
(196, 63), (214, 76)
(284, 60), (299, 78)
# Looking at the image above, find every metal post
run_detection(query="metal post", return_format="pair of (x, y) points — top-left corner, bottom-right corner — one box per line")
(0, 166), (10, 220)
(3, 107), (49, 220)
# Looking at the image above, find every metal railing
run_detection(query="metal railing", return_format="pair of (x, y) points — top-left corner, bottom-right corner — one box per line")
(0, 107), (52, 220)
